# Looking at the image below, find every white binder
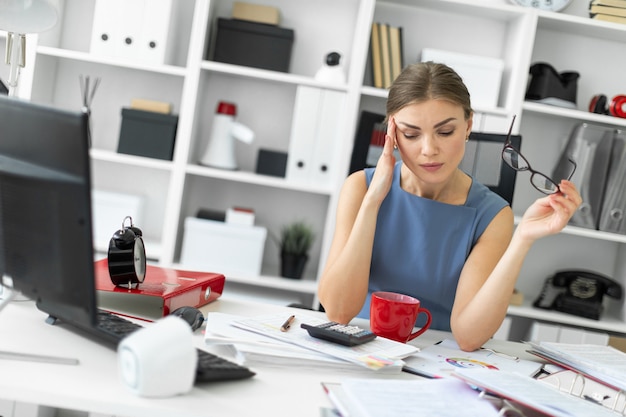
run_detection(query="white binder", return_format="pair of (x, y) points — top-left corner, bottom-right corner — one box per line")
(112, 0), (145, 62)
(138, 0), (174, 65)
(90, 0), (173, 65)
(310, 90), (346, 187)
(286, 86), (346, 186)
(286, 86), (321, 183)
(90, 0), (124, 58)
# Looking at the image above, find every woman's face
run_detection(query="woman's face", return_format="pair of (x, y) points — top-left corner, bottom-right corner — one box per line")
(392, 99), (471, 186)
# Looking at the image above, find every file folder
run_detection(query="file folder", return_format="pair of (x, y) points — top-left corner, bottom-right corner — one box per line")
(553, 123), (615, 230)
(94, 259), (225, 320)
(599, 131), (626, 234)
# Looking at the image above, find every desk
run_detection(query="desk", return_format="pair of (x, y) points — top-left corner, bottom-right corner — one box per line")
(0, 296), (539, 417)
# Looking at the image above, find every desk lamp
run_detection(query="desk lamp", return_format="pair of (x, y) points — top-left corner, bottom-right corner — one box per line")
(0, 0), (57, 97)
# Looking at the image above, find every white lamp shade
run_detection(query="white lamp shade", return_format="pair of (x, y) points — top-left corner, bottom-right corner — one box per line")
(0, 0), (57, 33)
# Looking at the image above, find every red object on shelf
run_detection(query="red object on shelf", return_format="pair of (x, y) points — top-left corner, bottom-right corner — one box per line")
(94, 258), (225, 320)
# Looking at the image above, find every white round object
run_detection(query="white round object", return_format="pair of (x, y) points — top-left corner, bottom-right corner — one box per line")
(118, 316), (197, 397)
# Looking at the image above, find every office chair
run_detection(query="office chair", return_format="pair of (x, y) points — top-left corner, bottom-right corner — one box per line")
(464, 131), (521, 206)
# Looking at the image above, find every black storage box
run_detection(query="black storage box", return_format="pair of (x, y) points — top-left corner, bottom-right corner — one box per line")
(118, 108), (178, 160)
(211, 18), (294, 72)
(256, 148), (288, 177)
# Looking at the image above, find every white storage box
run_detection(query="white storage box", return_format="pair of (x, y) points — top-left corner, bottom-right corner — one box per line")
(421, 48), (504, 109)
(180, 217), (267, 276)
(92, 190), (144, 251)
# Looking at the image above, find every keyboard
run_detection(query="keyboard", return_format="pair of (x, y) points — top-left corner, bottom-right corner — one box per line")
(96, 310), (255, 382)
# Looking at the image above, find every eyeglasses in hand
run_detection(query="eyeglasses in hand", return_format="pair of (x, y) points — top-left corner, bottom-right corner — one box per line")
(501, 115), (577, 195)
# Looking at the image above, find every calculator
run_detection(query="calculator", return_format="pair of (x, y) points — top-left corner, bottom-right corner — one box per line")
(300, 322), (377, 346)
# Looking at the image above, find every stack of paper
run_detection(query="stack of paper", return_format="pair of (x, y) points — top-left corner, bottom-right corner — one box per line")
(204, 312), (419, 372)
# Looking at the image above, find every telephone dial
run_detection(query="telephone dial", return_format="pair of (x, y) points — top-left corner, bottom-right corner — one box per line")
(533, 270), (623, 320)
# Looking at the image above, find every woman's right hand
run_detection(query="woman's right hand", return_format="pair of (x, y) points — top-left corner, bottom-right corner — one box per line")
(366, 117), (397, 205)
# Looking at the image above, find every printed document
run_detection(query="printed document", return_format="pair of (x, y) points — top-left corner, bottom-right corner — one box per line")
(454, 368), (619, 417)
(323, 377), (500, 417)
(403, 339), (543, 378)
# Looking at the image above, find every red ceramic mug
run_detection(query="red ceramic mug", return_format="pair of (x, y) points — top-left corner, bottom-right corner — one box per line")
(370, 291), (432, 343)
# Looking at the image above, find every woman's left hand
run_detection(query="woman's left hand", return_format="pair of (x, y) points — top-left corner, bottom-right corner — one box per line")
(517, 180), (583, 242)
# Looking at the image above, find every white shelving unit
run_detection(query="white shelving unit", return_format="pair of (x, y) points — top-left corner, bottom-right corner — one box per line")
(505, 4), (626, 339)
(13, 0), (626, 335)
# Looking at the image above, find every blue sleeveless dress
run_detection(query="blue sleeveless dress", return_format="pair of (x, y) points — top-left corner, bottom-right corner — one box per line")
(358, 162), (509, 331)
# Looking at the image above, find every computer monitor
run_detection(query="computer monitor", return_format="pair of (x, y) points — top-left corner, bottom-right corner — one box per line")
(0, 95), (98, 329)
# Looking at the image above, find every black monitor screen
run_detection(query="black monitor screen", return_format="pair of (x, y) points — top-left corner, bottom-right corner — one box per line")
(0, 95), (97, 328)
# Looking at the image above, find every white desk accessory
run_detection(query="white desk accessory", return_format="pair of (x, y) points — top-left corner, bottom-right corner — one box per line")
(118, 315), (197, 397)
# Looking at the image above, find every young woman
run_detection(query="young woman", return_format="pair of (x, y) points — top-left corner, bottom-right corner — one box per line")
(317, 62), (582, 351)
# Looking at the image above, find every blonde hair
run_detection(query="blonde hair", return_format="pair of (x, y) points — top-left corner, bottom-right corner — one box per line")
(386, 61), (472, 122)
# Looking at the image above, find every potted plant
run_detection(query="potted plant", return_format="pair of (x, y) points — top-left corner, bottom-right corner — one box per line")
(277, 221), (315, 279)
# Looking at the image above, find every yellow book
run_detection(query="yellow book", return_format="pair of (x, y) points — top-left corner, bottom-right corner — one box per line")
(591, 12), (626, 24)
(388, 25), (403, 83)
(379, 23), (392, 89)
(370, 23), (383, 88)
(590, 0), (626, 9)
(590, 3), (626, 17)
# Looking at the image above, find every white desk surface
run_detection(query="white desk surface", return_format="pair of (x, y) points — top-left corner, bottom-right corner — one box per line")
(0, 295), (538, 417)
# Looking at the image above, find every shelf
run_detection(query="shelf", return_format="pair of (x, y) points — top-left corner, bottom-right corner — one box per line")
(382, 0), (525, 20)
(201, 61), (349, 92)
(90, 148), (174, 171)
(537, 9), (626, 42)
(522, 101), (626, 128)
(170, 263), (318, 295)
(361, 86), (510, 117)
(507, 301), (626, 336)
(185, 164), (334, 195)
(514, 216), (626, 243)
(36, 46), (188, 77)
(226, 274), (318, 295)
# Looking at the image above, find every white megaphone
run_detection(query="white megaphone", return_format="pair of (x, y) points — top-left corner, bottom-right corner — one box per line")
(199, 101), (254, 170)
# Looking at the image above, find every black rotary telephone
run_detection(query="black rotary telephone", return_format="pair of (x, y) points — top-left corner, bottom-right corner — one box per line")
(533, 270), (623, 320)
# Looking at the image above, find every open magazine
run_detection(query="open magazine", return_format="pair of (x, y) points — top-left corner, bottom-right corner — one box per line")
(403, 339), (543, 378)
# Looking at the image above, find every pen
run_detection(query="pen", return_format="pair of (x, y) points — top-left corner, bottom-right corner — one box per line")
(280, 315), (295, 332)
(479, 347), (520, 362)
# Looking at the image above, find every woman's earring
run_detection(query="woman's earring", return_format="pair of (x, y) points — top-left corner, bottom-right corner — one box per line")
(465, 136), (470, 142)
(393, 143), (398, 149)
